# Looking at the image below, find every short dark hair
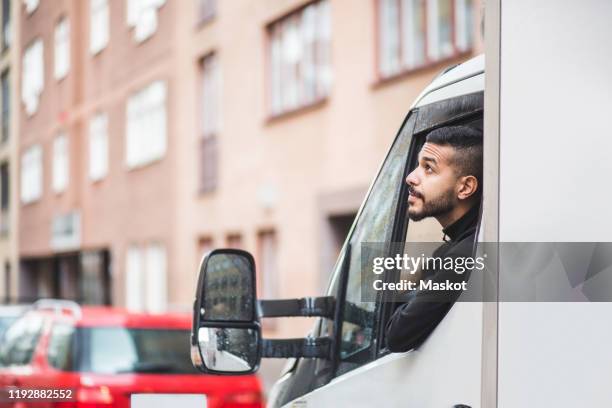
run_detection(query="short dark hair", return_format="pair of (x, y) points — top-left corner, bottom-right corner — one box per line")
(425, 125), (483, 191)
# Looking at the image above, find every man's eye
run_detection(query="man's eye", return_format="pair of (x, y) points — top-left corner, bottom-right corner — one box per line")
(424, 164), (433, 173)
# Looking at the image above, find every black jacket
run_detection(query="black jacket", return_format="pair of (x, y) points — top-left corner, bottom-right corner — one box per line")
(385, 204), (480, 352)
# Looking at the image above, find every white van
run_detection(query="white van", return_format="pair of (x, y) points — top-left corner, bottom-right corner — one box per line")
(192, 55), (487, 408)
(191, 1), (612, 403)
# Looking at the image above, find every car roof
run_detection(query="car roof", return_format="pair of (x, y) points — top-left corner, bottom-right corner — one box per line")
(412, 54), (484, 108)
(28, 306), (192, 329)
(0, 305), (31, 317)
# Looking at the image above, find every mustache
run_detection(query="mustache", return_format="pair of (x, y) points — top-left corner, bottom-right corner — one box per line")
(408, 186), (424, 199)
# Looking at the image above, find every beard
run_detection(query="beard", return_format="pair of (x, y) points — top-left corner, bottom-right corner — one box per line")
(408, 187), (456, 221)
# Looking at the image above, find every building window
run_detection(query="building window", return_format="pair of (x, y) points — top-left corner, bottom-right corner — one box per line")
(89, 0), (109, 55)
(23, 0), (38, 15)
(88, 113), (108, 181)
(52, 133), (69, 194)
(197, 236), (214, 260)
(258, 231), (278, 300)
(2, 0), (10, 50)
(20, 144), (42, 204)
(226, 234), (243, 249)
(54, 17), (70, 80)
(144, 244), (167, 313)
(0, 162), (7, 234)
(199, 136), (217, 193)
(125, 246), (143, 311)
(196, 236), (213, 284)
(198, 54), (219, 193)
(0, 161), (8, 211)
(126, 80), (167, 169)
(268, 0), (332, 117)
(196, 0), (216, 24)
(200, 54), (220, 139)
(1, 70), (9, 143)
(125, 244), (167, 313)
(127, 0), (167, 43)
(377, 0), (474, 79)
(21, 38), (44, 116)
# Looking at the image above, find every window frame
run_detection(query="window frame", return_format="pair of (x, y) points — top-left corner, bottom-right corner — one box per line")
(374, 0), (475, 83)
(375, 93), (483, 358)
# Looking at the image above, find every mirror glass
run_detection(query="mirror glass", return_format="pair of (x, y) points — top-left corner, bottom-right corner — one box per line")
(198, 327), (258, 372)
(202, 253), (255, 321)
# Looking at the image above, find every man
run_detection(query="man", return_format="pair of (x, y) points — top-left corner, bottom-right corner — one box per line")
(386, 125), (483, 352)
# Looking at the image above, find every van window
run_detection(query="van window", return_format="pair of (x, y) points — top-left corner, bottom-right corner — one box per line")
(336, 113), (416, 374)
(379, 111), (483, 354)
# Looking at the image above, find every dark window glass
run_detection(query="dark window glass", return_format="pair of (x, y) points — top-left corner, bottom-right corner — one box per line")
(0, 161), (8, 210)
(1, 70), (8, 142)
(79, 327), (200, 375)
(336, 113), (415, 374)
(1, 0), (9, 50)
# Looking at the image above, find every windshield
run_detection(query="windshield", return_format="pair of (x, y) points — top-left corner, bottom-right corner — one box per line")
(0, 316), (18, 338)
(78, 327), (200, 375)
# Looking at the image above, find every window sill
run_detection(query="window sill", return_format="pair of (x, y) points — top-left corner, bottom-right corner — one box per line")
(371, 52), (473, 90)
(126, 155), (165, 172)
(21, 198), (41, 208)
(265, 98), (328, 125)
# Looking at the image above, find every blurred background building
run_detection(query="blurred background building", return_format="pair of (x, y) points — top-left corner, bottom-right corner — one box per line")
(5, 0), (483, 340)
(0, 0), (17, 305)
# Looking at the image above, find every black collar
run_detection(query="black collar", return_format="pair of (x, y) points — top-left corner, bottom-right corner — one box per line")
(442, 204), (480, 242)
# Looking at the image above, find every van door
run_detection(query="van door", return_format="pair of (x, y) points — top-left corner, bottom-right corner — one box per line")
(287, 92), (484, 408)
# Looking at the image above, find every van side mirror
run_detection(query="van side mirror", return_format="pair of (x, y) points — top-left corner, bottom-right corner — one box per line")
(191, 249), (336, 376)
(191, 249), (261, 375)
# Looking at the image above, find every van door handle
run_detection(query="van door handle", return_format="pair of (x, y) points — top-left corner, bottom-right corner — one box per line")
(454, 405), (471, 408)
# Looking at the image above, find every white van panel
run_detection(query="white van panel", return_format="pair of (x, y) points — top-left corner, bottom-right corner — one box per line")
(285, 303), (483, 408)
(415, 73), (484, 108)
(498, 0), (612, 407)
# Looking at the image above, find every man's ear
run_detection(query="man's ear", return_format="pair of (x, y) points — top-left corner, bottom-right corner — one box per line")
(457, 175), (478, 200)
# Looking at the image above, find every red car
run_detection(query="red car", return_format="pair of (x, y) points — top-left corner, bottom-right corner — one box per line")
(0, 300), (263, 408)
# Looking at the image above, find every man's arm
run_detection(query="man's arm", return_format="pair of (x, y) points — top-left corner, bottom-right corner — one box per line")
(385, 292), (454, 352)
(385, 255), (470, 353)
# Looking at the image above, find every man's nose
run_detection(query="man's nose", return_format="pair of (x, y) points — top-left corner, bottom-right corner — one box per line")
(406, 169), (418, 186)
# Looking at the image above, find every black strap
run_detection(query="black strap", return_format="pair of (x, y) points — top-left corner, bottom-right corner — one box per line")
(258, 297), (335, 319)
(261, 337), (332, 359)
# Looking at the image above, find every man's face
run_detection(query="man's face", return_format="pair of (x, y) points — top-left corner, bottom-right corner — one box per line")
(406, 142), (459, 221)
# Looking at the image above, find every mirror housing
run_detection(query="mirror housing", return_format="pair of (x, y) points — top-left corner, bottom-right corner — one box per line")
(191, 249), (261, 375)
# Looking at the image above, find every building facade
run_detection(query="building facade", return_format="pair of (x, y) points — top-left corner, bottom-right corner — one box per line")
(16, 0), (483, 337)
(0, 0), (18, 304)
